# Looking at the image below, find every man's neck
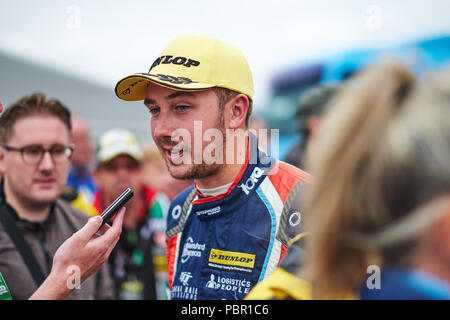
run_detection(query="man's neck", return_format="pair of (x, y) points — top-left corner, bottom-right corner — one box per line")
(3, 180), (51, 222)
(195, 162), (243, 190)
(197, 182), (233, 197)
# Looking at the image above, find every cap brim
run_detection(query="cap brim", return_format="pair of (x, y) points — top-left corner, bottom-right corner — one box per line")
(98, 151), (142, 164)
(115, 73), (215, 101)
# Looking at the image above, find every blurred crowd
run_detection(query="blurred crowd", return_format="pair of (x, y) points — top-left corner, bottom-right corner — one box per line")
(0, 42), (449, 301)
(247, 62), (450, 300)
(54, 117), (194, 300)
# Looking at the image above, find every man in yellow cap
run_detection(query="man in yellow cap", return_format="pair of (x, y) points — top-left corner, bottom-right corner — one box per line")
(115, 34), (309, 300)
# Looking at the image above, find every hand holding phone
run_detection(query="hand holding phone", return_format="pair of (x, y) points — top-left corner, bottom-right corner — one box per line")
(100, 188), (133, 227)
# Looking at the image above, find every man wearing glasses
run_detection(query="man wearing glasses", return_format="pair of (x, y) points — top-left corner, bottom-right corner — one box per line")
(0, 93), (114, 299)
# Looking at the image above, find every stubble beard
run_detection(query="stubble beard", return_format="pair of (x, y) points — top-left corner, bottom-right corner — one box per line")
(164, 110), (226, 180)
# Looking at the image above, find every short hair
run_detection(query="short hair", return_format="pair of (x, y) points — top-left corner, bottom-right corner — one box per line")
(0, 93), (71, 143)
(211, 87), (253, 127)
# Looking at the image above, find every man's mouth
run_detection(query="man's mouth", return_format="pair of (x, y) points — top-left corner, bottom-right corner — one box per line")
(165, 148), (184, 164)
(35, 178), (56, 188)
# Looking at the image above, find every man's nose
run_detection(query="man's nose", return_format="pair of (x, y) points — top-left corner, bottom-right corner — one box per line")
(151, 113), (176, 141)
(38, 151), (55, 171)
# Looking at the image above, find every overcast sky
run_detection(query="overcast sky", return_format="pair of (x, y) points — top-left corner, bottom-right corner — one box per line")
(1, 0), (449, 104)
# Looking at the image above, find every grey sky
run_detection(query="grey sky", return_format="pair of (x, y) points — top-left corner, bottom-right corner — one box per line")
(1, 0), (449, 104)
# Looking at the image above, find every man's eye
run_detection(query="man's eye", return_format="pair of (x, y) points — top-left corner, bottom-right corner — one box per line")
(149, 107), (160, 115)
(51, 145), (65, 155)
(176, 105), (189, 112)
(23, 146), (42, 156)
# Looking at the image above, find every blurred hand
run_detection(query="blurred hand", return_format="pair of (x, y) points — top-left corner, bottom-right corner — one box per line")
(0, 99), (3, 113)
(29, 207), (125, 299)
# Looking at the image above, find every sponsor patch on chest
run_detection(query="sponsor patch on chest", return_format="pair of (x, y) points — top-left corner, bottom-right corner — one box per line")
(208, 248), (256, 274)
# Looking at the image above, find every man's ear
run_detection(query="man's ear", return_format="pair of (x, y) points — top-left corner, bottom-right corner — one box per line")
(227, 94), (249, 129)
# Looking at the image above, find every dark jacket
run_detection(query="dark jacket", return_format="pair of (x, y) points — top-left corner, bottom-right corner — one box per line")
(0, 182), (115, 300)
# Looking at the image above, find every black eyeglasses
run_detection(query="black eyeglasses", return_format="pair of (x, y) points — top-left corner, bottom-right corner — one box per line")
(1, 144), (74, 165)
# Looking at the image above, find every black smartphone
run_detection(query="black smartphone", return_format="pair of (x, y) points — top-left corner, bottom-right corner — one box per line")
(99, 187), (133, 227)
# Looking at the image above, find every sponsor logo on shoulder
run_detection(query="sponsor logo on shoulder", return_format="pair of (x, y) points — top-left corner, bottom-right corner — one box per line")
(171, 205), (182, 219)
(238, 167), (264, 195)
(289, 211), (302, 227)
(208, 248), (256, 274)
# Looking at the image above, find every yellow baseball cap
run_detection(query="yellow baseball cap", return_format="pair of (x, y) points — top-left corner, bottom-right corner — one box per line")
(115, 34), (254, 101)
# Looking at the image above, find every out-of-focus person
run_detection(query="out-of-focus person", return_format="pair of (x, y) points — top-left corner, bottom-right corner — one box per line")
(303, 62), (450, 299)
(93, 129), (169, 300)
(0, 93), (114, 300)
(67, 115), (97, 203)
(141, 144), (192, 200)
(59, 185), (99, 217)
(246, 84), (341, 300)
(248, 62), (450, 300)
(62, 115), (98, 217)
(283, 84), (340, 168)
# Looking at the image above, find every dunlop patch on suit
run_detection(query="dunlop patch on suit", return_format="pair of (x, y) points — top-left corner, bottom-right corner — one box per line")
(208, 249), (256, 274)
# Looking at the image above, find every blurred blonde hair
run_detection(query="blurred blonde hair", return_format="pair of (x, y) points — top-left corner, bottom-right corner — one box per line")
(303, 61), (450, 299)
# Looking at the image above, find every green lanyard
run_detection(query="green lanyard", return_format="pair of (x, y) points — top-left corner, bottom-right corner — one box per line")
(0, 272), (12, 300)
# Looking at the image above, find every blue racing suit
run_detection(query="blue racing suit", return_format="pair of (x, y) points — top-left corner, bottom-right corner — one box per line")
(165, 133), (309, 300)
